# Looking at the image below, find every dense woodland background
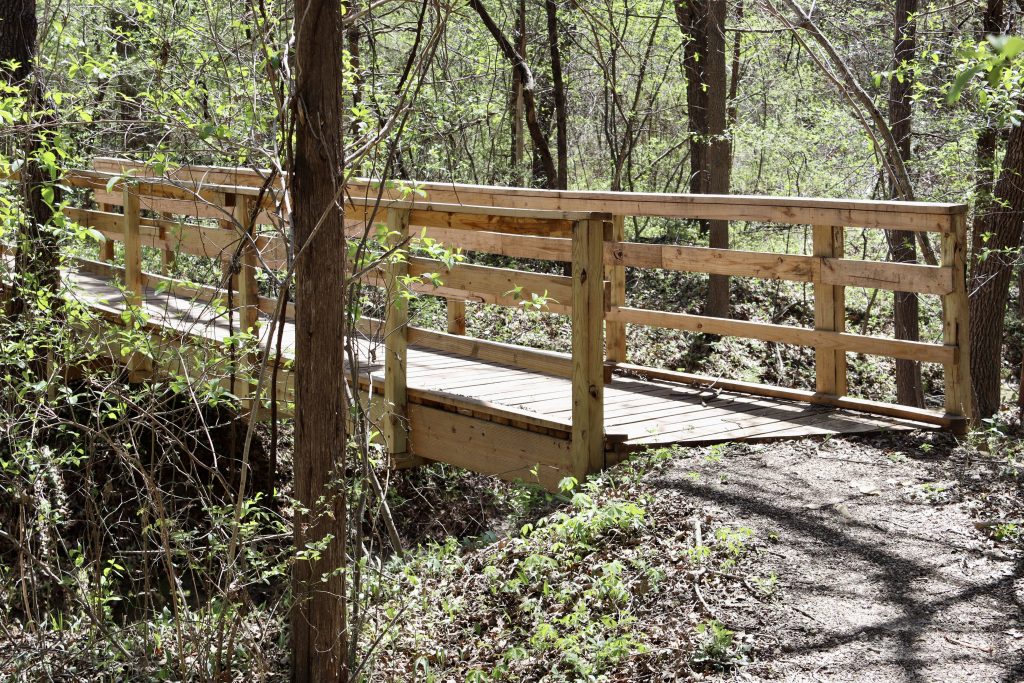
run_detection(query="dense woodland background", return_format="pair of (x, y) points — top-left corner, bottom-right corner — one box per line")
(1, 0), (1024, 680)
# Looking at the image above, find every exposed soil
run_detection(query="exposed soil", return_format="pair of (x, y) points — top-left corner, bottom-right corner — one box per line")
(650, 432), (1024, 682)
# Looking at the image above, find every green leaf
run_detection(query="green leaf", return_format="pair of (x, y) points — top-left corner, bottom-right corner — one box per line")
(946, 63), (985, 104)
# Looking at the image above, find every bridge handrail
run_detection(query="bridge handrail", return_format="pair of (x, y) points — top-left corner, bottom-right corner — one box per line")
(5, 159), (971, 477)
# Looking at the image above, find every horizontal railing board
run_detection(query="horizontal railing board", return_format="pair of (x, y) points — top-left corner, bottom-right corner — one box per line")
(90, 157), (966, 232)
(64, 207), (288, 268)
(610, 242), (954, 295)
(75, 204), (952, 297)
(606, 306), (955, 364)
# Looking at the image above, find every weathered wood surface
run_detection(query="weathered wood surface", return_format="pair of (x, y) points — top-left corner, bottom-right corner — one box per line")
(62, 267), (932, 452)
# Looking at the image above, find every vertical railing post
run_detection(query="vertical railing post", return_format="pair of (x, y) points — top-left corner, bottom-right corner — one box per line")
(571, 217), (605, 480)
(233, 196), (259, 335)
(812, 225), (846, 395)
(605, 215), (627, 363)
(384, 208), (412, 465)
(122, 185), (150, 381)
(942, 211), (973, 426)
(446, 299), (466, 335)
(99, 202), (116, 263)
(122, 187), (142, 307)
(159, 211), (176, 275)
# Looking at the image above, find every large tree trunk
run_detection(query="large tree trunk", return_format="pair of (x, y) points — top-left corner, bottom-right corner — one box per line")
(676, 0), (731, 318)
(1, 0), (60, 320)
(290, 0), (348, 679)
(887, 0), (923, 407)
(970, 115), (1024, 418)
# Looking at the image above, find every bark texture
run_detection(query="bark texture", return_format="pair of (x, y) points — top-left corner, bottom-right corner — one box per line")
(1, 0), (60, 319)
(970, 115), (1024, 418)
(676, 0), (731, 317)
(291, 0), (348, 679)
(546, 0), (568, 189)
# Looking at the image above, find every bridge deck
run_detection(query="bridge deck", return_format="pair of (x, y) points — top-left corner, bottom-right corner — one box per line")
(67, 265), (927, 451)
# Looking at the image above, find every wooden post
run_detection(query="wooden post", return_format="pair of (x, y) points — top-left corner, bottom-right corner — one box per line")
(605, 215), (627, 363)
(812, 225), (846, 395)
(447, 298), (466, 335)
(159, 211), (176, 274)
(384, 208), (417, 466)
(571, 217), (605, 480)
(122, 187), (150, 381)
(942, 212), (973, 424)
(122, 188), (142, 307)
(99, 202), (116, 263)
(233, 197), (259, 335)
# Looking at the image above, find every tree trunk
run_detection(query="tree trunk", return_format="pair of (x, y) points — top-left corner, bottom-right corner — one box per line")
(348, 17), (362, 136)
(887, 0), (923, 407)
(510, 0), (525, 183)
(546, 0), (568, 189)
(970, 114), (1024, 418)
(676, 0), (731, 318)
(705, 0), (730, 318)
(677, 0), (709, 199)
(972, 2), (1004, 282)
(291, 0), (348, 679)
(1, 0), (60, 320)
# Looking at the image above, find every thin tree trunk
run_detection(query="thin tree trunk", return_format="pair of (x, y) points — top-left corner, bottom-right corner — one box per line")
(471, 0), (558, 187)
(677, 0), (709, 200)
(706, 0), (730, 318)
(727, 0), (743, 138)
(970, 113), (1024, 418)
(676, 0), (730, 317)
(291, 0), (348, 679)
(348, 18), (362, 136)
(973, 2), (1005, 267)
(1, 0), (60, 320)
(888, 0), (923, 407)
(546, 0), (568, 189)
(510, 0), (525, 182)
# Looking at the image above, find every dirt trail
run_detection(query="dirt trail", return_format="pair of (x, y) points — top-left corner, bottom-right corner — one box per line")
(650, 434), (1023, 682)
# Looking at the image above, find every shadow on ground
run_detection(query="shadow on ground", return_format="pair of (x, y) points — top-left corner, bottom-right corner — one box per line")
(649, 434), (1023, 682)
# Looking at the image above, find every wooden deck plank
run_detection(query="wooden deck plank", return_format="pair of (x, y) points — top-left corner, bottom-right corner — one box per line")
(61, 265), (930, 457)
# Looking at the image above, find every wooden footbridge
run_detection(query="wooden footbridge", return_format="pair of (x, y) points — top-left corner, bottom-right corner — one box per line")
(1, 159), (973, 490)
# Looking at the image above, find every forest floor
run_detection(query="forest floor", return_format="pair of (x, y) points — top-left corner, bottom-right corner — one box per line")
(657, 432), (1024, 682)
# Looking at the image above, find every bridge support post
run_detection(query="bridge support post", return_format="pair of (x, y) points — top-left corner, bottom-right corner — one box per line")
(99, 202), (116, 263)
(571, 217), (606, 480)
(159, 211), (176, 275)
(384, 208), (421, 468)
(231, 195), (261, 416)
(605, 215), (627, 364)
(942, 212), (973, 426)
(812, 225), (846, 395)
(122, 186), (151, 381)
(233, 196), (260, 337)
(447, 299), (466, 335)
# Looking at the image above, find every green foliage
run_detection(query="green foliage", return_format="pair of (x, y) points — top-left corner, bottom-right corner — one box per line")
(690, 619), (750, 671)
